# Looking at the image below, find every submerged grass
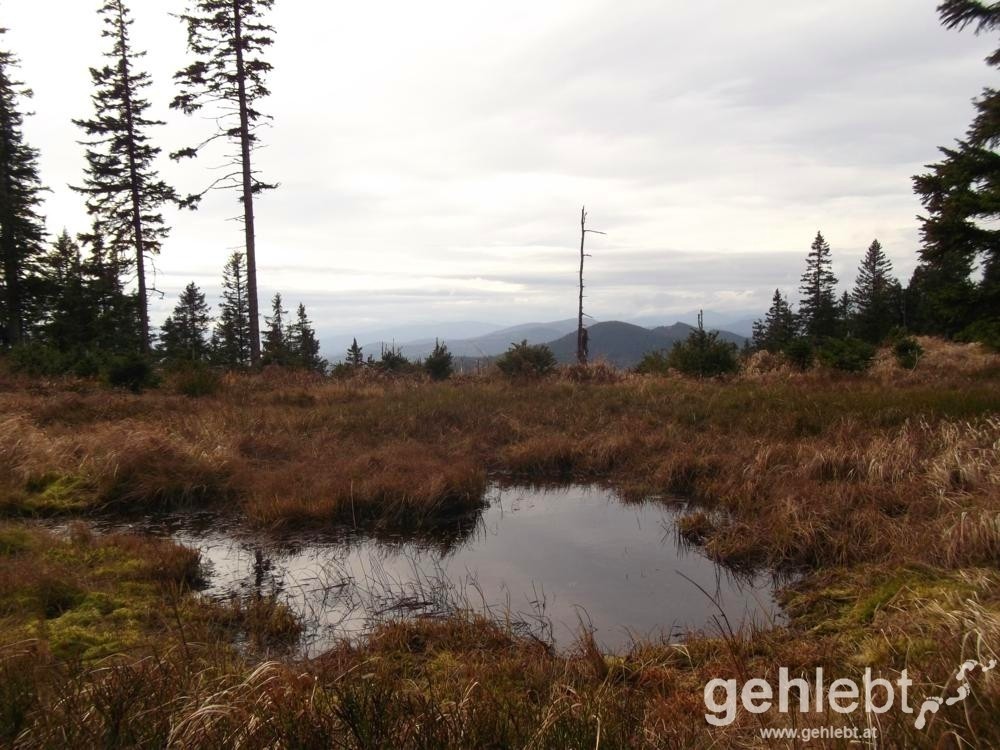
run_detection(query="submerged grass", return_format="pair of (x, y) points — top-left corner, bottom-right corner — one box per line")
(0, 341), (998, 746)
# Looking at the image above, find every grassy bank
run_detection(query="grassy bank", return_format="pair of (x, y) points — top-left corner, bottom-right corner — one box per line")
(2, 565), (997, 748)
(0, 339), (998, 746)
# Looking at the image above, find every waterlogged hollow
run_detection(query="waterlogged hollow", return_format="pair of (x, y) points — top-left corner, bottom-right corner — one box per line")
(100, 485), (782, 655)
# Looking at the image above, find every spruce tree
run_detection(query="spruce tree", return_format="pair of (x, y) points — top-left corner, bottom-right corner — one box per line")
(212, 252), (251, 368)
(838, 291), (854, 337)
(261, 292), (289, 365)
(82, 227), (139, 353)
(346, 338), (364, 366)
(172, 0), (277, 366)
(0, 30), (47, 347)
(424, 339), (454, 381)
(287, 303), (324, 372)
(159, 282), (211, 363)
(752, 289), (798, 353)
(798, 231), (839, 339)
(37, 231), (96, 351)
(912, 1), (1000, 333)
(852, 239), (899, 343)
(72, 0), (176, 354)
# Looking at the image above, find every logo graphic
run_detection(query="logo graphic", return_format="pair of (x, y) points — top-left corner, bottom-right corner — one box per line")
(914, 659), (997, 731)
(703, 659), (997, 732)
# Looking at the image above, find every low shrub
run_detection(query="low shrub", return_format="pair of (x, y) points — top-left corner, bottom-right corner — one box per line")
(376, 345), (420, 375)
(330, 361), (361, 379)
(666, 328), (740, 378)
(782, 338), (815, 371)
(7, 344), (73, 377)
(423, 340), (454, 381)
(817, 338), (876, 373)
(171, 365), (223, 398)
(893, 337), (924, 370)
(957, 320), (1000, 352)
(495, 340), (556, 378)
(105, 353), (157, 392)
(635, 350), (671, 375)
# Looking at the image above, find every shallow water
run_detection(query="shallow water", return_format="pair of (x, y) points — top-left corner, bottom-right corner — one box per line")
(99, 485), (781, 655)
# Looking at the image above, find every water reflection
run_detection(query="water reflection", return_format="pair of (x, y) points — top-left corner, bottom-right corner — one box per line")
(99, 485), (782, 656)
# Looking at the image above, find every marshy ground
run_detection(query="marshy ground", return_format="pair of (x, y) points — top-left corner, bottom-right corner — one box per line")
(0, 338), (999, 748)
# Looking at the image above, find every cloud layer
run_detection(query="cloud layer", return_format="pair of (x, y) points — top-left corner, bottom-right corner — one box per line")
(5, 0), (995, 335)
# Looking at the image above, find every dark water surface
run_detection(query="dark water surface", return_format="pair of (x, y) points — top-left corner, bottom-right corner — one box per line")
(98, 485), (781, 655)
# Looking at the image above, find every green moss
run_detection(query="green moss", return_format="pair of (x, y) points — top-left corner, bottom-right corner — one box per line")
(17, 474), (95, 514)
(849, 567), (975, 625)
(0, 524), (217, 664)
(784, 565), (985, 643)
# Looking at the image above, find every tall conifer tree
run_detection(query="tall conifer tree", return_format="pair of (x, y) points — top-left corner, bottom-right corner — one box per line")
(172, 0), (277, 366)
(912, 1), (1000, 332)
(261, 292), (289, 365)
(287, 302), (324, 372)
(82, 227), (140, 353)
(160, 282), (211, 363)
(752, 289), (798, 352)
(346, 338), (364, 367)
(73, 0), (176, 354)
(212, 251), (251, 367)
(37, 231), (95, 351)
(798, 232), (839, 339)
(0, 30), (46, 347)
(852, 239), (899, 343)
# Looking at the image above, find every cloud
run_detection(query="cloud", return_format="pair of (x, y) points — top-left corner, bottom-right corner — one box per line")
(4, 0), (994, 335)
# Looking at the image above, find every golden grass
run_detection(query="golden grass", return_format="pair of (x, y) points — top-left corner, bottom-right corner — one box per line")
(2, 571), (997, 748)
(0, 340), (998, 746)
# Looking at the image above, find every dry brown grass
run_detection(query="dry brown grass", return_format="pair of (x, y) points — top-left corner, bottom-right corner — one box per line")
(2, 577), (998, 749)
(0, 341), (999, 746)
(1, 342), (998, 550)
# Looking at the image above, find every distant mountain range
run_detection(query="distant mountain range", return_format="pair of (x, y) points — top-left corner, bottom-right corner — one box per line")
(339, 316), (748, 369)
(361, 319), (580, 360)
(546, 321), (747, 368)
(320, 310), (758, 362)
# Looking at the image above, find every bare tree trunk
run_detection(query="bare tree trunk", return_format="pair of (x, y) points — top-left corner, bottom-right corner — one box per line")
(116, 1), (150, 354)
(577, 206), (587, 365)
(233, 0), (261, 366)
(0, 226), (21, 346)
(0, 100), (23, 346)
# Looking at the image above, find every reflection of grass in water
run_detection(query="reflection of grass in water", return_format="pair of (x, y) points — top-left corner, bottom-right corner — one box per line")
(220, 536), (558, 656)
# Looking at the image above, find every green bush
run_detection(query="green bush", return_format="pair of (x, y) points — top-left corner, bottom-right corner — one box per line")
(817, 338), (876, 373)
(635, 350), (671, 375)
(7, 344), (73, 376)
(172, 365), (223, 397)
(893, 337), (923, 370)
(957, 320), (1000, 352)
(666, 328), (740, 378)
(376, 345), (417, 374)
(69, 351), (101, 378)
(782, 338), (815, 371)
(105, 353), (157, 392)
(423, 341), (454, 381)
(8, 344), (113, 379)
(495, 340), (556, 378)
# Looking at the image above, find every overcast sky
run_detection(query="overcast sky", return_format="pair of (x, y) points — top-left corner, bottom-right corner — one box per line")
(4, 0), (996, 337)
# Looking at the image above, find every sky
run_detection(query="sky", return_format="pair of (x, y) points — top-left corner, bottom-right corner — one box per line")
(3, 0), (997, 342)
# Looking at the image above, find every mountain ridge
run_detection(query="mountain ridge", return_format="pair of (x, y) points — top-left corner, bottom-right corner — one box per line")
(545, 321), (747, 368)
(323, 312), (756, 363)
